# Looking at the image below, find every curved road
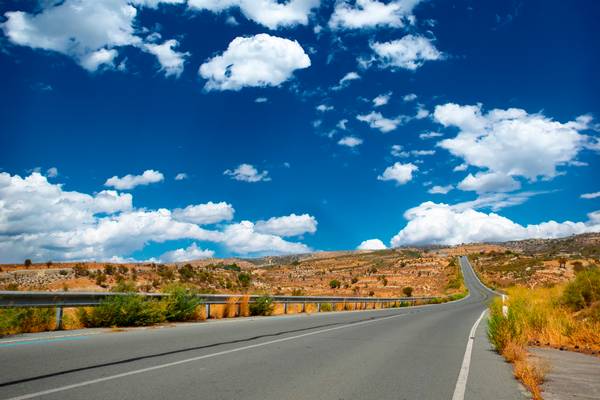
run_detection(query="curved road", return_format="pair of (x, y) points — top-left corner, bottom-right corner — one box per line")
(0, 257), (526, 400)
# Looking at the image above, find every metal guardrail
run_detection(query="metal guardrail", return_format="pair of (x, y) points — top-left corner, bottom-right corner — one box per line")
(0, 290), (443, 330)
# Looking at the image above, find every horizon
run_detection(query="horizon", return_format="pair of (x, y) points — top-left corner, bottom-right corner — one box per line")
(1, 0), (599, 263)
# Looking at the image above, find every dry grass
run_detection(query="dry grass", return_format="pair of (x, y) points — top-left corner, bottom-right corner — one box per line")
(224, 297), (239, 318)
(239, 295), (250, 317)
(488, 277), (600, 399)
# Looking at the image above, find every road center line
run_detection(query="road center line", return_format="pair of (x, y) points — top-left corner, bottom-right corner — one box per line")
(4, 313), (405, 400)
(451, 309), (487, 400)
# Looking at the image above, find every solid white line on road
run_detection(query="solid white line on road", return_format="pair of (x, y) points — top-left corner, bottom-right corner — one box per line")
(4, 313), (405, 400)
(451, 309), (487, 400)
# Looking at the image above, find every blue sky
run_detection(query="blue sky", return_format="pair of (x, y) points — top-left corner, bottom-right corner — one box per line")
(0, 0), (599, 263)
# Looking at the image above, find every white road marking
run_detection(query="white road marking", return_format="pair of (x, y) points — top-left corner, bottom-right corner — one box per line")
(0, 332), (101, 345)
(4, 313), (405, 400)
(451, 309), (487, 400)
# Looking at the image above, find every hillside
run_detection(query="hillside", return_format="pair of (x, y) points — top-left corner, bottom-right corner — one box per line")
(0, 248), (462, 298)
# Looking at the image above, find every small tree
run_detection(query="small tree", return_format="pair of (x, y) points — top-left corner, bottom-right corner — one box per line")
(402, 286), (413, 297)
(95, 273), (107, 287)
(238, 272), (251, 288)
(104, 264), (115, 275)
(24, 259), (32, 268)
(179, 264), (195, 282)
(329, 279), (341, 289)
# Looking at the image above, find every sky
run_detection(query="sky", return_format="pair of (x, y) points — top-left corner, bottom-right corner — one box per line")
(0, 0), (599, 263)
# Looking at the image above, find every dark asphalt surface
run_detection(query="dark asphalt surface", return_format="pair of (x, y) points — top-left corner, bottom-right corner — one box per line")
(0, 257), (526, 400)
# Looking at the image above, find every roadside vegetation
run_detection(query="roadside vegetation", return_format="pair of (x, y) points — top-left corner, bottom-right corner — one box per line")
(1, 254), (467, 336)
(488, 267), (600, 399)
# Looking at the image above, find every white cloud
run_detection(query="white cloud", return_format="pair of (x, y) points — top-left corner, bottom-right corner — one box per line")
(0, 172), (315, 262)
(1, 1), (137, 71)
(428, 185), (453, 194)
(0, 172), (132, 236)
(332, 71), (360, 90)
(415, 104), (429, 119)
(1, 0), (184, 73)
(456, 191), (547, 212)
(357, 111), (405, 133)
(175, 173), (188, 180)
(419, 131), (442, 140)
(255, 213), (317, 237)
(0, 172), (221, 262)
(373, 92), (392, 107)
(453, 163), (468, 172)
(411, 150), (435, 156)
(403, 93), (417, 102)
(225, 15), (239, 26)
(316, 104), (334, 112)
(80, 48), (118, 71)
(104, 169), (164, 190)
(371, 35), (443, 70)
(46, 167), (58, 178)
(581, 192), (600, 199)
(143, 39), (189, 77)
(435, 103), (594, 183)
(223, 221), (311, 255)
(255, 97), (268, 103)
(199, 34), (311, 91)
(357, 238), (387, 250)
(329, 0), (423, 30)
(378, 162), (418, 185)
(160, 243), (214, 262)
(173, 202), (235, 225)
(337, 119), (349, 130)
(457, 171), (521, 194)
(391, 144), (409, 157)
(338, 136), (363, 147)
(390, 201), (600, 246)
(224, 164), (270, 182)
(188, 0), (320, 29)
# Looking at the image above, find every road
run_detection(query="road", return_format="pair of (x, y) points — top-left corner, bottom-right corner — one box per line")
(0, 257), (526, 400)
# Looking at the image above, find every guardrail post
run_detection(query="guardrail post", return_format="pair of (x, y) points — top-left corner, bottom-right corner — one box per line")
(317, 303), (321, 312)
(283, 302), (288, 314)
(55, 306), (63, 330)
(237, 302), (241, 317)
(205, 303), (211, 319)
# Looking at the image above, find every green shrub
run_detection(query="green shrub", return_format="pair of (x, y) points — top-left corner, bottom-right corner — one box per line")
(562, 268), (600, 310)
(0, 308), (55, 336)
(249, 295), (274, 316)
(178, 264), (196, 282)
(238, 272), (252, 288)
(222, 263), (241, 272)
(320, 303), (333, 312)
(79, 295), (165, 328)
(162, 285), (201, 321)
(112, 280), (137, 293)
(402, 286), (413, 297)
(329, 279), (341, 289)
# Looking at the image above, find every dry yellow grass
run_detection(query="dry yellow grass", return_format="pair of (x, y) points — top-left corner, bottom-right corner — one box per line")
(224, 297), (239, 318)
(488, 279), (600, 399)
(239, 295), (250, 317)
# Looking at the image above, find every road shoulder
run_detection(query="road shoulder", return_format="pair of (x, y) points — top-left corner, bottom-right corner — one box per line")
(465, 313), (530, 400)
(530, 347), (600, 399)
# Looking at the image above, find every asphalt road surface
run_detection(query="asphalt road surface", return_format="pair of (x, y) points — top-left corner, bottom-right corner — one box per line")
(0, 257), (527, 400)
